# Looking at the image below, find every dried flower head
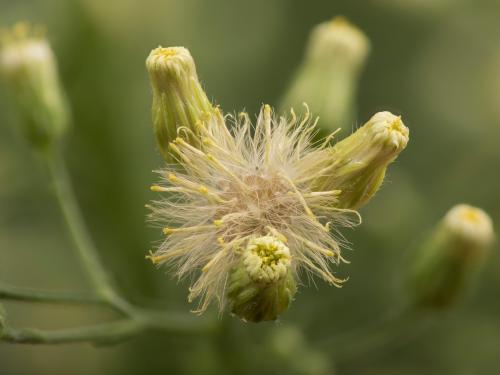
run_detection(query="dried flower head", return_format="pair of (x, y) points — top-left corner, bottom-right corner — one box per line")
(147, 104), (407, 319)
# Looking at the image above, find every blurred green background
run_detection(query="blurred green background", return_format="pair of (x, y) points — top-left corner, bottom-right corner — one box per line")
(1, 0), (500, 374)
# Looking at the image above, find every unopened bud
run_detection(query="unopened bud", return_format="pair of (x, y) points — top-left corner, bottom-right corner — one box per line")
(316, 111), (409, 209)
(227, 236), (297, 322)
(0, 22), (70, 150)
(146, 46), (213, 161)
(410, 204), (494, 309)
(281, 17), (370, 131)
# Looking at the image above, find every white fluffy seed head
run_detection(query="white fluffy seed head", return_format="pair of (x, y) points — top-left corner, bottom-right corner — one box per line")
(148, 104), (357, 313)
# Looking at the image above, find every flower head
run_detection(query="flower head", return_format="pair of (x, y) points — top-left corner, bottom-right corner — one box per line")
(145, 46), (409, 321)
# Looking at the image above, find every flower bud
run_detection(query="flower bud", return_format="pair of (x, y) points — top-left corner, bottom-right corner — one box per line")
(316, 111), (409, 209)
(227, 236), (297, 322)
(0, 22), (70, 150)
(281, 16), (370, 131)
(146, 46), (213, 161)
(410, 204), (494, 309)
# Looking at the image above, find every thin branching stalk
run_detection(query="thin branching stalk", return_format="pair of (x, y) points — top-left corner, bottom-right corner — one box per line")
(42, 149), (135, 316)
(0, 282), (105, 306)
(1, 320), (144, 345)
(0, 147), (216, 345)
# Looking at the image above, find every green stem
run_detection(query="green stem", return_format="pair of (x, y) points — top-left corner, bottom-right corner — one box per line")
(0, 148), (217, 345)
(1, 320), (144, 345)
(0, 282), (104, 305)
(42, 149), (134, 315)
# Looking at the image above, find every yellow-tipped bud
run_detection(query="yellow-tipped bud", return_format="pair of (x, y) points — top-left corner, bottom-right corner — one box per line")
(0, 22), (70, 150)
(281, 16), (370, 131)
(227, 236), (297, 322)
(146, 46), (213, 161)
(410, 204), (494, 309)
(316, 111), (409, 209)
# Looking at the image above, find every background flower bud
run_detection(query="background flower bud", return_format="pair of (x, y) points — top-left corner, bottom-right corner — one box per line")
(0, 22), (70, 151)
(281, 16), (370, 131)
(146, 46), (213, 161)
(409, 204), (494, 309)
(227, 236), (297, 322)
(315, 111), (409, 209)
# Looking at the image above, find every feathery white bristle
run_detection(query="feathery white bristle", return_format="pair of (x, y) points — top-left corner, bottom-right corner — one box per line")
(148, 105), (357, 313)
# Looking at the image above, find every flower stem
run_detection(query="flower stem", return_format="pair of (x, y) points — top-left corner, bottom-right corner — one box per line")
(0, 148), (217, 345)
(0, 282), (105, 305)
(42, 149), (134, 316)
(1, 320), (144, 345)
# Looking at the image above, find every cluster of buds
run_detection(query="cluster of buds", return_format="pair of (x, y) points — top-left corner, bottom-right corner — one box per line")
(0, 22), (69, 151)
(410, 204), (494, 308)
(145, 39), (409, 322)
